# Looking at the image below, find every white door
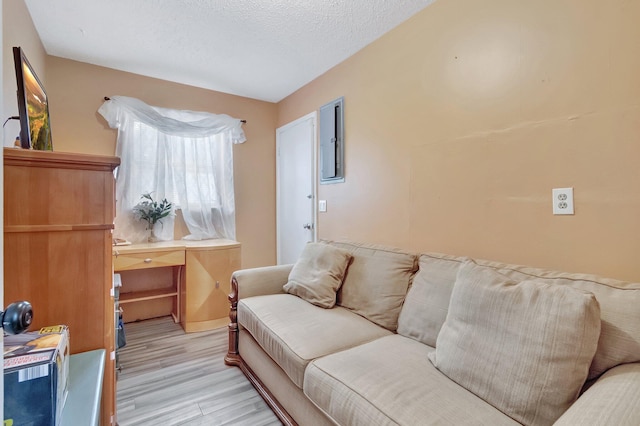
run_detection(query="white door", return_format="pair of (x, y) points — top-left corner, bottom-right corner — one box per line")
(276, 112), (317, 264)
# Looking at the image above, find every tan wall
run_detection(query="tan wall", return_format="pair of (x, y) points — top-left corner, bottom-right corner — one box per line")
(45, 57), (278, 268)
(278, 0), (640, 282)
(6, 0), (640, 279)
(2, 0), (47, 145)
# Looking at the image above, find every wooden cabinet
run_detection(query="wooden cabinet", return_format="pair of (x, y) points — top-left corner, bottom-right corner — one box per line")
(3, 148), (120, 426)
(182, 240), (241, 332)
(113, 240), (240, 332)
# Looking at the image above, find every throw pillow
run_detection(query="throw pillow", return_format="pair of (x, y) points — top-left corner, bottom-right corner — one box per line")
(283, 242), (353, 308)
(429, 261), (601, 426)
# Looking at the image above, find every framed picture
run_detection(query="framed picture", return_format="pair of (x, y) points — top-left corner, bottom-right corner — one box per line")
(13, 46), (53, 151)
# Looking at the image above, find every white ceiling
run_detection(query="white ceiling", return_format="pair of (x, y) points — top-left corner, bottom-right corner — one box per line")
(25, 0), (435, 103)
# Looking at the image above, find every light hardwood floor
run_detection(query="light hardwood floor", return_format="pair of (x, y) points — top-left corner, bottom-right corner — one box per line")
(116, 317), (282, 426)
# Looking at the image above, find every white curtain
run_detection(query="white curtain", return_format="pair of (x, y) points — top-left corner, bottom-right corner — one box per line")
(98, 96), (245, 243)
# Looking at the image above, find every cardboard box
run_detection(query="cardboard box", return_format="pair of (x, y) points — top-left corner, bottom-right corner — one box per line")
(4, 325), (70, 426)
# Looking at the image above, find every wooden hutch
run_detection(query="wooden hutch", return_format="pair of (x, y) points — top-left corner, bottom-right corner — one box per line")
(3, 148), (120, 425)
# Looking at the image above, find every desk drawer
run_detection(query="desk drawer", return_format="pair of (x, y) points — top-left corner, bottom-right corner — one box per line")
(114, 250), (185, 271)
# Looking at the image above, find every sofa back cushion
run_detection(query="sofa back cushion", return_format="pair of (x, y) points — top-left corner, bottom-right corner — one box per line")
(486, 259), (640, 380)
(325, 240), (418, 331)
(429, 261), (601, 426)
(397, 253), (468, 347)
(399, 252), (640, 380)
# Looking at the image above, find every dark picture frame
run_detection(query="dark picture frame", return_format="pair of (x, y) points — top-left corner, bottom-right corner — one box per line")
(13, 46), (53, 150)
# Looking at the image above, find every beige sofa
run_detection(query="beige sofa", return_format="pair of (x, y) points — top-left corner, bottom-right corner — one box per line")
(225, 241), (640, 426)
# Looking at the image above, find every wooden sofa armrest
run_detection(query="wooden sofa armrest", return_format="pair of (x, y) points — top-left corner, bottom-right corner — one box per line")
(554, 362), (640, 425)
(224, 264), (293, 366)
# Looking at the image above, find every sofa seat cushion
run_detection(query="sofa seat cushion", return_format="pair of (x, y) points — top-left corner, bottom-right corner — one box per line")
(238, 294), (391, 388)
(304, 335), (520, 426)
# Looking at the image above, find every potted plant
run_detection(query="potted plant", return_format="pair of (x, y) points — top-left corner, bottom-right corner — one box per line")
(132, 193), (173, 242)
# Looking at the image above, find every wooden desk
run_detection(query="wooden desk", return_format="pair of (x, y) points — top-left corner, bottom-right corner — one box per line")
(113, 240), (241, 332)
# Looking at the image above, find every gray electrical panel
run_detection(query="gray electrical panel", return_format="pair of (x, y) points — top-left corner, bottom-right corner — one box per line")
(319, 97), (345, 184)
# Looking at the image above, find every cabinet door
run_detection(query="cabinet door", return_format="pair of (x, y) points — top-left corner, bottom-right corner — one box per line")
(184, 247), (240, 331)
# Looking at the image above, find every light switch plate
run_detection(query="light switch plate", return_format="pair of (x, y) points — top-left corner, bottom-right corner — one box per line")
(318, 200), (327, 212)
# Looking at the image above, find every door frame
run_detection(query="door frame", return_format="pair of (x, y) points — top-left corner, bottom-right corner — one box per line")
(276, 111), (318, 264)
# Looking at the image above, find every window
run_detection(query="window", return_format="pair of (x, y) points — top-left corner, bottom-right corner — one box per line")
(98, 96), (245, 242)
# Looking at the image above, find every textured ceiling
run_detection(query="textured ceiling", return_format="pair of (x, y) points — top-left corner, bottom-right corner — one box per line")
(24, 0), (435, 102)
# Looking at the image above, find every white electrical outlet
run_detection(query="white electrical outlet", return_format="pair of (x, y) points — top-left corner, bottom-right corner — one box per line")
(552, 188), (574, 215)
(318, 200), (327, 212)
